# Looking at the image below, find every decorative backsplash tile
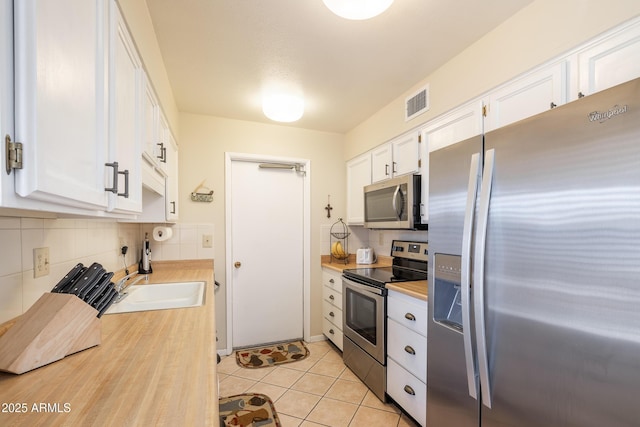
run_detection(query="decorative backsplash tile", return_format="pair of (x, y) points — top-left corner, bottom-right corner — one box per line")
(0, 217), (216, 324)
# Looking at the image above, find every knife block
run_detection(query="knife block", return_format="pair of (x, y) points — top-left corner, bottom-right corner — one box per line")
(0, 292), (101, 374)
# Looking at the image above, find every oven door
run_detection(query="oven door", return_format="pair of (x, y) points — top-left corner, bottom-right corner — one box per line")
(343, 277), (386, 364)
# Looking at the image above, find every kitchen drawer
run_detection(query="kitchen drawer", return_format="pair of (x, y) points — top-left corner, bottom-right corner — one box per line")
(387, 358), (426, 427)
(387, 318), (427, 382)
(323, 300), (343, 329)
(323, 317), (343, 351)
(323, 284), (343, 310)
(388, 289), (427, 337)
(322, 269), (342, 292)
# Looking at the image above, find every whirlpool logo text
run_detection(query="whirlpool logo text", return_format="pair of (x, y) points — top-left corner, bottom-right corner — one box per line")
(588, 104), (628, 123)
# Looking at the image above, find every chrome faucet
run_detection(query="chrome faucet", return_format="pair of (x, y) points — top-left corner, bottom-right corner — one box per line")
(114, 271), (146, 303)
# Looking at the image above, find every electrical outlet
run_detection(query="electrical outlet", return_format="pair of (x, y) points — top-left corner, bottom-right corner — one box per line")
(202, 234), (213, 248)
(34, 247), (50, 278)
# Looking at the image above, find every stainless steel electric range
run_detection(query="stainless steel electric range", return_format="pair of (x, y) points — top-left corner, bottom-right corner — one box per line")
(342, 240), (428, 402)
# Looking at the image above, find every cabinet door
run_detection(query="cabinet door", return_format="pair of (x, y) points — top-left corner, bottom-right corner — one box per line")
(157, 113), (170, 173)
(142, 73), (159, 162)
(13, 0), (109, 210)
(346, 153), (371, 225)
(107, 1), (141, 213)
(577, 20), (640, 98)
(391, 132), (420, 177)
(371, 143), (392, 183)
(484, 61), (567, 132)
(165, 134), (179, 221)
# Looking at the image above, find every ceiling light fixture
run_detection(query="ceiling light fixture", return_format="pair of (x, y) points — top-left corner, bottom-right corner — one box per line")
(262, 92), (305, 123)
(322, 0), (394, 20)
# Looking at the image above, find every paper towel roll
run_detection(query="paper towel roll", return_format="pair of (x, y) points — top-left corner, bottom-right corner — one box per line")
(152, 226), (173, 242)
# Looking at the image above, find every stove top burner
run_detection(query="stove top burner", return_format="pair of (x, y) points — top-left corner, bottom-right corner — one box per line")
(342, 240), (427, 288)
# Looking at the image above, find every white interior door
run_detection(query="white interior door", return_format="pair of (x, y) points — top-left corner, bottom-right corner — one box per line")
(230, 160), (304, 348)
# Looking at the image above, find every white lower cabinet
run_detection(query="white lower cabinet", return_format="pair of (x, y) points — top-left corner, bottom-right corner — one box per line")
(387, 358), (427, 426)
(322, 268), (343, 350)
(387, 289), (427, 426)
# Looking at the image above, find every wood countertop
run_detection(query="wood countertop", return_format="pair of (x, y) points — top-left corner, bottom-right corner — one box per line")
(321, 255), (427, 300)
(320, 254), (393, 272)
(386, 281), (428, 301)
(0, 260), (218, 427)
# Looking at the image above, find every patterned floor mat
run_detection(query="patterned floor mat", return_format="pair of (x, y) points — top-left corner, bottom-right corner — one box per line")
(235, 340), (309, 368)
(219, 393), (281, 427)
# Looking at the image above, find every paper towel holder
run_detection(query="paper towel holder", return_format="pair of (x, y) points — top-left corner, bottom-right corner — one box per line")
(191, 180), (213, 203)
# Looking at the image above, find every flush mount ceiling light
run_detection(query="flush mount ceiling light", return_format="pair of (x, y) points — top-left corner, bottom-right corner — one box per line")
(262, 92), (305, 122)
(323, 0), (394, 20)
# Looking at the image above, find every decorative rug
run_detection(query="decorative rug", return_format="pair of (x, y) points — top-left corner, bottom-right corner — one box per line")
(219, 393), (281, 427)
(236, 340), (309, 368)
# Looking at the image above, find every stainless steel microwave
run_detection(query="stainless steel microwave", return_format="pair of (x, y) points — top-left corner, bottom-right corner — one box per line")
(363, 174), (427, 230)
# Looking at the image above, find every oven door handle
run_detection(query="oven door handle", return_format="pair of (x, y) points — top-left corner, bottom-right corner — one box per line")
(342, 277), (385, 296)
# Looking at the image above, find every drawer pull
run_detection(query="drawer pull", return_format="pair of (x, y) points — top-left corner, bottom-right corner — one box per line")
(329, 329), (334, 334)
(329, 278), (335, 283)
(404, 385), (416, 396)
(405, 312), (416, 321)
(329, 311), (335, 317)
(404, 345), (416, 355)
(329, 295), (335, 300)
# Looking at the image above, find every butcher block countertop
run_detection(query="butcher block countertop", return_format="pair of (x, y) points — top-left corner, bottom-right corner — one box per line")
(0, 260), (217, 427)
(321, 255), (428, 300)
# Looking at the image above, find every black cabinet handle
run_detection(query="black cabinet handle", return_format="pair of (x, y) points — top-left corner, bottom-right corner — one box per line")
(404, 345), (416, 355)
(157, 143), (166, 163)
(329, 311), (335, 317)
(119, 169), (129, 198)
(404, 385), (415, 396)
(329, 329), (334, 334)
(170, 201), (176, 214)
(329, 295), (335, 300)
(329, 278), (335, 283)
(105, 162), (119, 194)
(405, 312), (416, 321)
(105, 162), (129, 198)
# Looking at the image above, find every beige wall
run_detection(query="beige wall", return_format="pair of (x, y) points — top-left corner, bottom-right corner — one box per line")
(345, 0), (640, 160)
(178, 113), (345, 348)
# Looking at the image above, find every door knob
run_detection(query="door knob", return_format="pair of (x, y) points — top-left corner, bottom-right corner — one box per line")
(234, 261), (241, 268)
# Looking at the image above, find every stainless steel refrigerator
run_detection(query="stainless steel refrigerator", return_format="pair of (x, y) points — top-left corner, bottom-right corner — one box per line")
(427, 77), (640, 427)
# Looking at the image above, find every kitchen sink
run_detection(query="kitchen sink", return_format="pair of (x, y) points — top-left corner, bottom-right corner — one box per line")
(105, 281), (206, 314)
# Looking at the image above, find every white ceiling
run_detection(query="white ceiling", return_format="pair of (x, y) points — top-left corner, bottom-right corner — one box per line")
(146, 0), (534, 133)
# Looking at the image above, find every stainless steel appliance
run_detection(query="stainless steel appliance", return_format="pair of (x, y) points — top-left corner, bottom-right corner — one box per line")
(428, 77), (640, 426)
(343, 240), (428, 402)
(364, 175), (427, 230)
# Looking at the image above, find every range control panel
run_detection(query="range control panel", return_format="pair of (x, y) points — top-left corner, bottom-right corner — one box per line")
(390, 240), (428, 262)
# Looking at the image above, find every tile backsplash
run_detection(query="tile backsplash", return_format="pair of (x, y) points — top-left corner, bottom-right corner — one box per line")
(0, 217), (215, 324)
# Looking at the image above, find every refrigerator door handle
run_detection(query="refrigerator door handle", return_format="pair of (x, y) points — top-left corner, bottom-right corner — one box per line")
(474, 148), (495, 409)
(461, 152), (481, 400)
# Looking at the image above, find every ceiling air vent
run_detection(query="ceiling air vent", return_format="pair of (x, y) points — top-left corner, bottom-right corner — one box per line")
(405, 85), (429, 121)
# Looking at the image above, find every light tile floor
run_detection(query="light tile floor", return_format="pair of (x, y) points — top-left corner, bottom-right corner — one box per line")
(218, 340), (420, 427)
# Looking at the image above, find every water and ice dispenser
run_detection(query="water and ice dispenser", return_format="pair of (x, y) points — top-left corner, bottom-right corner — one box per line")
(433, 254), (464, 332)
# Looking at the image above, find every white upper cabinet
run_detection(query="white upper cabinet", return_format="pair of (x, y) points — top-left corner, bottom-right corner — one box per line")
(575, 19), (640, 99)
(371, 144), (392, 183)
(107, 1), (142, 214)
(142, 74), (160, 162)
(13, 0), (109, 211)
(392, 132), (421, 177)
(371, 132), (420, 183)
(165, 134), (179, 221)
(424, 100), (484, 153)
(346, 153), (371, 225)
(484, 61), (567, 133)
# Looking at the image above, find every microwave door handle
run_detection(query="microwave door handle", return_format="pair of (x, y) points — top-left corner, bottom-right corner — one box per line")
(392, 185), (403, 219)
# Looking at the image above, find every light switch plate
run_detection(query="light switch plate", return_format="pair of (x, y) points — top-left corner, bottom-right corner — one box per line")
(34, 247), (50, 278)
